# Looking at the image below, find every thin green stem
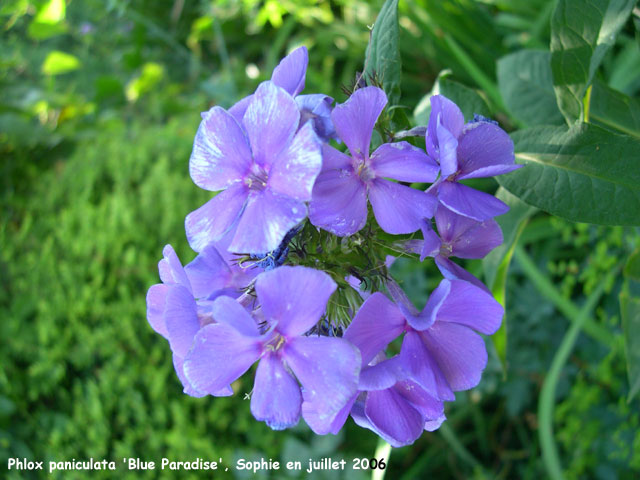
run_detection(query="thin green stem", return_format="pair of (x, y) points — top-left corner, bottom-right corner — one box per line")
(439, 423), (484, 471)
(372, 439), (392, 480)
(513, 247), (616, 348)
(537, 261), (622, 480)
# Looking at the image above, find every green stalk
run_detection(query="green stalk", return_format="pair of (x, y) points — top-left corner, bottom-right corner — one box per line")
(513, 247), (616, 348)
(537, 262), (622, 480)
(372, 439), (392, 480)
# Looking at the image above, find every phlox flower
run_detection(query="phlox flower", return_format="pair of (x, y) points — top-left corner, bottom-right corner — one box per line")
(183, 266), (361, 430)
(186, 81), (322, 254)
(146, 244), (256, 397)
(426, 95), (521, 221)
(310, 86), (439, 236)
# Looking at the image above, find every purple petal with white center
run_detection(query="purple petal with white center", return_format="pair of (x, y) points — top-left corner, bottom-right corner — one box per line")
(435, 255), (491, 293)
(229, 189), (305, 254)
(438, 181), (509, 221)
(332, 86), (387, 160)
(268, 122), (322, 201)
(426, 95), (464, 160)
(400, 330), (454, 401)
(420, 322), (488, 391)
(436, 280), (503, 335)
(185, 183), (248, 252)
(420, 220), (442, 261)
(370, 142), (439, 183)
(436, 116), (460, 177)
(158, 245), (190, 289)
(251, 353), (302, 430)
(405, 279), (451, 331)
(285, 336), (360, 417)
(344, 292), (406, 365)
(146, 284), (169, 338)
(309, 165), (367, 237)
(455, 122), (515, 177)
(303, 393), (357, 435)
(243, 81), (300, 169)
(189, 107), (252, 192)
(183, 323), (263, 394)
(359, 356), (406, 391)
(364, 388), (425, 447)
(164, 285), (200, 358)
(271, 46), (308, 97)
(369, 179), (437, 234)
(228, 95), (252, 124)
(184, 245), (232, 299)
(255, 266), (336, 337)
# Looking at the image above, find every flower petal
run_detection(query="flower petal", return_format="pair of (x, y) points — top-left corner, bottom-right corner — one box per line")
(243, 81), (300, 169)
(456, 122), (515, 177)
(435, 115), (460, 177)
(420, 322), (488, 391)
(184, 244), (232, 299)
(400, 330), (454, 401)
(369, 179), (437, 234)
(435, 255), (490, 293)
(303, 393), (357, 435)
(436, 280), (503, 335)
(344, 292), (406, 365)
(405, 279), (451, 331)
(370, 142), (439, 183)
(435, 205), (504, 258)
(164, 285), (200, 358)
(228, 95), (252, 124)
(309, 165), (367, 236)
(173, 354), (232, 397)
(359, 356), (406, 391)
(332, 86), (387, 159)
(185, 183), (248, 252)
(158, 245), (190, 289)
(271, 46), (308, 97)
(296, 94), (336, 141)
(394, 380), (444, 421)
(364, 388), (425, 447)
(426, 95), (464, 161)
(229, 189), (305, 254)
(190, 107), (252, 191)
(285, 336), (360, 417)
(251, 353), (302, 430)
(146, 284), (169, 339)
(319, 143), (351, 170)
(438, 181), (509, 221)
(210, 295), (260, 337)
(255, 266), (336, 337)
(183, 323), (263, 394)
(419, 220), (442, 261)
(269, 122), (322, 201)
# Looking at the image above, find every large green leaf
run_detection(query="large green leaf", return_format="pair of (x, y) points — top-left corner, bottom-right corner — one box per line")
(365, 0), (401, 107)
(550, 0), (635, 124)
(498, 123), (640, 225)
(589, 79), (640, 139)
(414, 71), (490, 125)
(497, 50), (564, 127)
(483, 188), (537, 368)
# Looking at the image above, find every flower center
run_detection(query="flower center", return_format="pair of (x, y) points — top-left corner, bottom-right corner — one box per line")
(439, 242), (453, 257)
(245, 163), (269, 191)
(264, 333), (286, 352)
(355, 157), (375, 183)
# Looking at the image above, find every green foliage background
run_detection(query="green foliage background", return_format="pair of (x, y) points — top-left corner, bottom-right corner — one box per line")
(1, 0), (639, 478)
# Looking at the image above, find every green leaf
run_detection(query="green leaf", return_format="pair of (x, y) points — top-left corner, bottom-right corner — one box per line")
(414, 70), (491, 125)
(365, 0), (401, 107)
(27, 0), (66, 39)
(498, 123), (640, 225)
(623, 248), (640, 281)
(41, 51), (81, 76)
(483, 188), (537, 368)
(589, 79), (640, 139)
(497, 50), (564, 126)
(550, 0), (635, 124)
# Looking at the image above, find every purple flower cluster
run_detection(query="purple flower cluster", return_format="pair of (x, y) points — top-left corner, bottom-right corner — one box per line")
(146, 46), (521, 447)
